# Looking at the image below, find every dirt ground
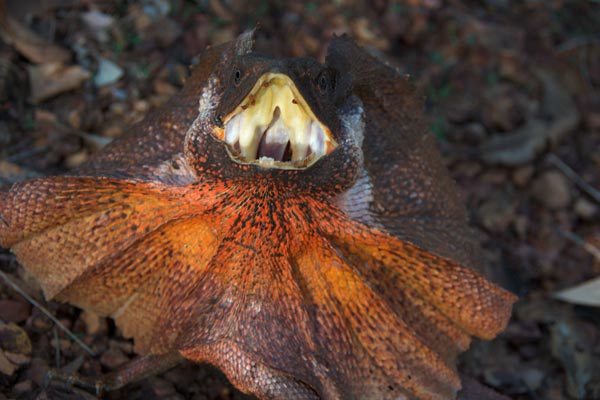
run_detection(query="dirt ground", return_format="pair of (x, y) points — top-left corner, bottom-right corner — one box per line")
(0, 1), (599, 399)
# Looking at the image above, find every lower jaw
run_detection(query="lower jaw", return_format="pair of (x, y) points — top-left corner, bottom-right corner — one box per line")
(224, 145), (322, 170)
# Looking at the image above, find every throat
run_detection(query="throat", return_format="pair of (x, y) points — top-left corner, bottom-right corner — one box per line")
(219, 183), (312, 252)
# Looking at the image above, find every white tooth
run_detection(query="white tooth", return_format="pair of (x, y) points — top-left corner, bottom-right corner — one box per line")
(239, 111), (263, 159)
(243, 126), (263, 159)
(309, 121), (325, 156)
(225, 113), (242, 145)
(266, 117), (288, 144)
(292, 121), (310, 161)
(238, 123), (253, 158)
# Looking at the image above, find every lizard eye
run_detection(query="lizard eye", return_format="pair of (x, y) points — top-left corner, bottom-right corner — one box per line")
(316, 70), (334, 95)
(233, 68), (242, 86)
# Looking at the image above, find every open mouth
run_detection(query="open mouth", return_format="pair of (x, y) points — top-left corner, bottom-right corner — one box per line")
(213, 73), (337, 169)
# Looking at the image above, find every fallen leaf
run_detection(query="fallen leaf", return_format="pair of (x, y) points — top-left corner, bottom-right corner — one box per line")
(0, 161), (40, 186)
(555, 276), (600, 307)
(351, 17), (390, 51)
(28, 62), (91, 103)
(4, 351), (31, 366)
(3, 0), (77, 20)
(0, 322), (32, 355)
(0, 349), (16, 376)
(0, 15), (70, 64)
(81, 10), (114, 31)
(34, 109), (111, 150)
(93, 58), (123, 87)
(550, 313), (592, 398)
(81, 10), (114, 43)
(478, 70), (580, 165)
(12, 379), (33, 396)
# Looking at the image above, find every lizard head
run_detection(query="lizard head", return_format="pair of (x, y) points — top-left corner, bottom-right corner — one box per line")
(184, 31), (364, 193)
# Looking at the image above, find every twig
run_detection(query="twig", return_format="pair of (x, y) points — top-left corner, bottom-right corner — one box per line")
(547, 154), (600, 204)
(557, 228), (600, 262)
(53, 326), (60, 368)
(555, 36), (600, 54)
(0, 270), (96, 357)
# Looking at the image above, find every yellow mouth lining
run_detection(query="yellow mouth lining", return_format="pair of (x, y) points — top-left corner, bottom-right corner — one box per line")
(213, 73), (337, 169)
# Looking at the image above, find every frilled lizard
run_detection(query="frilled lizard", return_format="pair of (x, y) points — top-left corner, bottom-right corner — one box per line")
(0, 31), (516, 400)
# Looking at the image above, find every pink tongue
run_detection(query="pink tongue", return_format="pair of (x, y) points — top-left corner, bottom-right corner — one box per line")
(256, 107), (290, 161)
(258, 126), (289, 160)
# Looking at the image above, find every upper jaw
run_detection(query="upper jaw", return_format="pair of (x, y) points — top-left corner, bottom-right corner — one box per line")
(213, 73), (337, 170)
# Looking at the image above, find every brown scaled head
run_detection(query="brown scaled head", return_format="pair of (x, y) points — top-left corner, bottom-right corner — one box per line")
(183, 33), (364, 194)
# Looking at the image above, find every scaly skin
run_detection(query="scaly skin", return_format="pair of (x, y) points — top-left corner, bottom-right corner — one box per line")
(0, 32), (516, 399)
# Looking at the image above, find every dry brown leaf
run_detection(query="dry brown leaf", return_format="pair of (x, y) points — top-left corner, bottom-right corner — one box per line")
(478, 70), (579, 165)
(0, 160), (40, 186)
(4, 352), (31, 367)
(0, 322), (32, 355)
(0, 322), (32, 376)
(0, 349), (16, 376)
(28, 62), (90, 103)
(0, 15), (70, 64)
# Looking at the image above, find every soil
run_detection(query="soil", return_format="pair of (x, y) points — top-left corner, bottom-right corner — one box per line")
(1, 1), (599, 399)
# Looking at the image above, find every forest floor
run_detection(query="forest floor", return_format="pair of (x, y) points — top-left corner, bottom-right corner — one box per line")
(1, 1), (600, 399)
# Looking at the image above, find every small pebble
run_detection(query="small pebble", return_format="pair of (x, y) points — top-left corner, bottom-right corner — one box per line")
(102, 124), (125, 139)
(146, 377), (183, 399)
(521, 368), (545, 391)
(12, 379), (33, 396)
(461, 122), (488, 143)
(573, 197), (598, 220)
(512, 165), (534, 187)
(482, 85), (524, 132)
(100, 344), (129, 370)
(531, 171), (571, 210)
(478, 193), (517, 232)
(445, 96), (476, 124)
(67, 108), (82, 129)
(154, 80), (178, 96)
(0, 300), (31, 323)
(110, 102), (128, 115)
(584, 111), (600, 130)
(65, 150), (89, 169)
(134, 99), (150, 113)
(25, 357), (48, 385)
(28, 313), (53, 333)
(453, 161), (482, 179)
